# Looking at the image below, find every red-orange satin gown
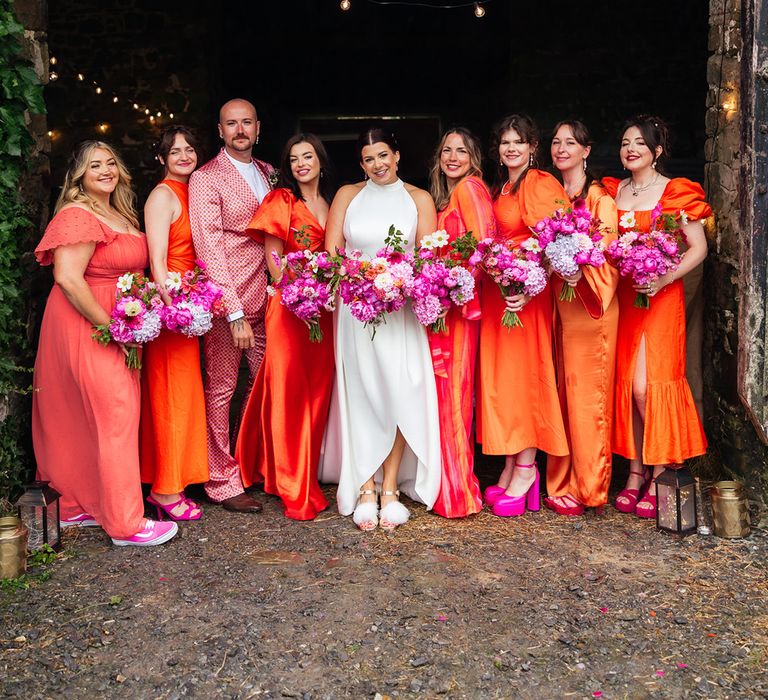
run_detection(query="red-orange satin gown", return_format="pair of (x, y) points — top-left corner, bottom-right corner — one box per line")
(32, 207), (147, 538)
(235, 188), (333, 520)
(546, 183), (619, 507)
(603, 177), (710, 464)
(140, 179), (209, 495)
(477, 169), (569, 458)
(429, 176), (496, 518)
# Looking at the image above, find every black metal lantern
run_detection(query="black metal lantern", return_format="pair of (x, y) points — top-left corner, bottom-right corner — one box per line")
(654, 467), (697, 536)
(14, 481), (62, 551)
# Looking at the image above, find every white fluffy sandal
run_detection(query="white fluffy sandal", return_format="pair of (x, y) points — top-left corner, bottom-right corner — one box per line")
(379, 490), (410, 530)
(352, 489), (378, 531)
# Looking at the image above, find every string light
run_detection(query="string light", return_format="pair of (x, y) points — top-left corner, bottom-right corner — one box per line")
(76, 73), (84, 81)
(156, 111), (162, 117)
(359, 0), (491, 11)
(98, 123), (109, 133)
(49, 56), (57, 66)
(112, 96), (119, 103)
(169, 113), (174, 119)
(47, 130), (53, 137)
(340, 0), (351, 8)
(49, 71), (58, 81)
(473, 2), (485, 17)
(133, 103), (140, 110)
(144, 108), (150, 115)
(95, 86), (103, 94)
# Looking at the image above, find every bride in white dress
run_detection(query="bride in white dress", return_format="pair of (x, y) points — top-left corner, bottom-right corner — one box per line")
(319, 127), (442, 530)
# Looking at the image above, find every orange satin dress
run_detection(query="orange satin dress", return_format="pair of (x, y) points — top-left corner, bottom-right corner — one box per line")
(430, 176), (495, 518)
(140, 180), (209, 494)
(546, 183), (619, 506)
(603, 177), (710, 464)
(235, 188), (333, 520)
(32, 207), (147, 539)
(477, 169), (569, 457)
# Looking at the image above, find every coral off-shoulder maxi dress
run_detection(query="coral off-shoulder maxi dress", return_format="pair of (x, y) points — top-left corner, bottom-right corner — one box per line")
(602, 177), (710, 465)
(235, 188), (333, 520)
(545, 183), (619, 507)
(140, 179), (209, 494)
(477, 169), (569, 460)
(430, 176), (495, 518)
(32, 207), (147, 539)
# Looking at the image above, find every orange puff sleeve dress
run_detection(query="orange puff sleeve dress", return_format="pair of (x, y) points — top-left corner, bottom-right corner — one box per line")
(235, 188), (333, 520)
(603, 177), (710, 464)
(546, 183), (620, 507)
(477, 169), (568, 458)
(430, 176), (496, 518)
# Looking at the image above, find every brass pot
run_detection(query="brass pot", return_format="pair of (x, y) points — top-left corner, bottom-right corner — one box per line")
(0, 516), (28, 579)
(710, 481), (751, 539)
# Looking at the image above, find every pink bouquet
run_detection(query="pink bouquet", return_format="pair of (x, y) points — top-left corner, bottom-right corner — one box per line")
(338, 226), (415, 337)
(92, 272), (163, 369)
(161, 260), (225, 337)
(469, 237), (548, 329)
(535, 199), (607, 302)
(411, 230), (476, 333)
(606, 204), (684, 309)
(270, 247), (337, 343)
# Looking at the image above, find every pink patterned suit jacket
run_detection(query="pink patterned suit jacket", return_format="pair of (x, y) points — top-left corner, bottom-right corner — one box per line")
(188, 149), (275, 318)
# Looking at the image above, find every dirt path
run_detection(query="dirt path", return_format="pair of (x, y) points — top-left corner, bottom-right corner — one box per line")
(2, 487), (767, 699)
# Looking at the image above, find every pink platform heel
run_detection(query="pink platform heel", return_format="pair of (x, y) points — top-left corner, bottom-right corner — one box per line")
(146, 494), (202, 522)
(492, 463), (540, 517)
(483, 484), (506, 506)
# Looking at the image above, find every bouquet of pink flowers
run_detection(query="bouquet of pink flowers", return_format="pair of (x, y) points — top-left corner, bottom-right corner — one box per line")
(468, 236), (548, 329)
(606, 204), (684, 309)
(161, 260), (225, 337)
(411, 230), (476, 333)
(535, 199), (607, 302)
(337, 226), (415, 337)
(269, 247), (337, 342)
(92, 272), (163, 369)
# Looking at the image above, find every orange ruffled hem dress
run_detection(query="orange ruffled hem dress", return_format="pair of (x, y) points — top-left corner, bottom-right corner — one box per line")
(546, 184), (620, 507)
(140, 179), (209, 495)
(235, 189), (333, 520)
(603, 177), (710, 465)
(477, 169), (568, 458)
(32, 207), (147, 539)
(429, 176), (495, 518)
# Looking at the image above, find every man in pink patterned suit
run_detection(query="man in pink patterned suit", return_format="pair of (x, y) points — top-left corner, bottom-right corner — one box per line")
(189, 98), (274, 513)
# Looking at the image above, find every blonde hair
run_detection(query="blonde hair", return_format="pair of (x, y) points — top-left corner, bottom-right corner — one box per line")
(55, 140), (139, 228)
(428, 128), (484, 211)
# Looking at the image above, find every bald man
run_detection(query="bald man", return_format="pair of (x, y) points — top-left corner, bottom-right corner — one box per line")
(189, 98), (275, 512)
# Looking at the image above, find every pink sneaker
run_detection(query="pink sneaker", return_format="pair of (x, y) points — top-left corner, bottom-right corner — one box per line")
(111, 519), (178, 547)
(60, 513), (100, 528)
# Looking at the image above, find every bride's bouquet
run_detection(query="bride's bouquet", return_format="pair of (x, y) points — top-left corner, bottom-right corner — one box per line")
(606, 204), (684, 309)
(269, 245), (337, 343)
(160, 260), (225, 337)
(535, 199), (607, 302)
(92, 272), (162, 369)
(411, 230), (476, 333)
(468, 236), (547, 329)
(337, 226), (415, 335)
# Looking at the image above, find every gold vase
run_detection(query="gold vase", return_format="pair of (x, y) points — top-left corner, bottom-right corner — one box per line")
(710, 481), (751, 539)
(0, 516), (28, 579)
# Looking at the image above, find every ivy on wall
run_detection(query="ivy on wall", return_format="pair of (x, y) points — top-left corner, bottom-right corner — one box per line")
(0, 1), (45, 502)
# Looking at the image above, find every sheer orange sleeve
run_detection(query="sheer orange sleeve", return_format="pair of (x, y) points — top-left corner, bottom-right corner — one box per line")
(662, 178), (712, 222)
(245, 188), (294, 244)
(35, 207), (116, 266)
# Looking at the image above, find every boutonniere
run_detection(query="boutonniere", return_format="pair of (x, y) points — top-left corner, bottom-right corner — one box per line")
(268, 169), (280, 187)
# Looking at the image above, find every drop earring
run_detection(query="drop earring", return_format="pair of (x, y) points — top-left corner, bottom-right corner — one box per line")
(652, 160), (657, 169)
(528, 153), (534, 167)
(583, 159), (587, 172)
(255, 136), (260, 145)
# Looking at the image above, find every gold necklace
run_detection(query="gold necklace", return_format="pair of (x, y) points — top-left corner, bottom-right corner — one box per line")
(629, 172), (659, 197)
(500, 179), (514, 196)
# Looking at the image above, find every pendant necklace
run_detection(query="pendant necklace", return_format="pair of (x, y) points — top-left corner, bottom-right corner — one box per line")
(629, 172), (659, 197)
(501, 179), (514, 196)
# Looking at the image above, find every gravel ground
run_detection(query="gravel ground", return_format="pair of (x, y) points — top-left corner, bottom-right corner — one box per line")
(1, 478), (767, 700)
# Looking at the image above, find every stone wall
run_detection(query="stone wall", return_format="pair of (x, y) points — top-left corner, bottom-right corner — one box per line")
(704, 0), (768, 511)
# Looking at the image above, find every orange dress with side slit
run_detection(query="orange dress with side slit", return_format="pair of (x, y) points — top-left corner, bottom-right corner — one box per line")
(139, 179), (209, 495)
(32, 207), (147, 539)
(476, 169), (568, 457)
(235, 188), (333, 520)
(429, 176), (495, 518)
(603, 177), (710, 464)
(545, 183), (619, 507)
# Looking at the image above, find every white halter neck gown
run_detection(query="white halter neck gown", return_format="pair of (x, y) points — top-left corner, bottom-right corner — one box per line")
(319, 179), (441, 514)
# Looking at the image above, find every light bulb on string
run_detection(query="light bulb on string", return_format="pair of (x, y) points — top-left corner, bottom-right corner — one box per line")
(49, 71), (58, 81)
(112, 96), (119, 103)
(144, 108), (150, 115)
(95, 86), (102, 95)
(47, 130), (53, 137)
(49, 56), (57, 66)
(156, 111), (162, 117)
(169, 113), (174, 119)
(76, 73), (85, 81)
(473, 2), (485, 17)
(149, 115), (155, 123)
(133, 103), (140, 110)
(340, 0), (351, 10)
(98, 123), (109, 133)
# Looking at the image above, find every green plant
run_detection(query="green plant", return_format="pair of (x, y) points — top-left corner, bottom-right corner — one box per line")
(0, 3), (45, 501)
